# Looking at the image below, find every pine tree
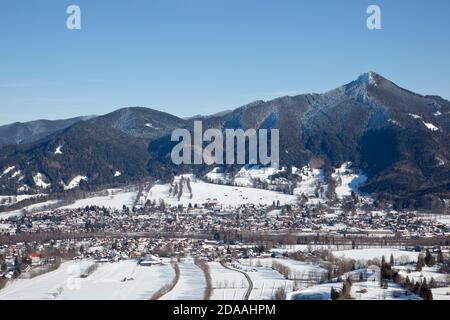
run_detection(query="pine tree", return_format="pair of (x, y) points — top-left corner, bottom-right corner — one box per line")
(390, 253), (394, 266)
(177, 181), (183, 201)
(416, 254), (425, 271)
(330, 287), (337, 300)
(187, 178), (192, 194)
(423, 288), (433, 300)
(413, 281), (421, 295)
(429, 277), (436, 289)
(437, 250), (444, 264)
(342, 283), (347, 299)
(420, 279), (430, 299)
(424, 249), (435, 267)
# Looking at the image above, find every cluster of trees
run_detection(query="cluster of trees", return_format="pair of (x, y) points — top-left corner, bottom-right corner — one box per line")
(152, 244), (174, 258)
(0, 260), (6, 273)
(403, 276), (433, 300)
(379, 254), (434, 300)
(439, 250), (450, 273)
(194, 258), (213, 300)
(0, 194), (50, 212)
(416, 249), (441, 271)
(374, 192), (448, 212)
(330, 278), (353, 300)
(272, 261), (291, 279)
(144, 198), (168, 212)
(169, 177), (193, 201)
(204, 168), (296, 195)
(274, 287), (286, 300)
(0, 196), (16, 205)
(379, 255), (401, 288)
(0, 253), (30, 279)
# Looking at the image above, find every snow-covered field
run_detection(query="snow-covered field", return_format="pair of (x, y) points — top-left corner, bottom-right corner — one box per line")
(0, 194), (47, 204)
(160, 260), (206, 300)
(0, 260), (175, 300)
(396, 266), (449, 283)
(0, 200), (61, 219)
(1, 188), (138, 218)
(205, 163), (368, 205)
(241, 258), (327, 282)
(432, 287), (450, 300)
(233, 166), (284, 187)
(273, 244), (354, 253)
(352, 280), (408, 300)
(209, 262), (248, 300)
(333, 248), (419, 263)
(61, 189), (137, 210)
(146, 177), (296, 208)
(205, 165), (284, 187)
(231, 261), (294, 300)
(288, 280), (419, 300)
(287, 267), (420, 300)
(0, 260), (92, 300)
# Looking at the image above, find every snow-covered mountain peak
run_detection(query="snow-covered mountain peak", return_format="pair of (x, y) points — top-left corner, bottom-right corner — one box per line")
(341, 71), (385, 103)
(357, 71), (383, 86)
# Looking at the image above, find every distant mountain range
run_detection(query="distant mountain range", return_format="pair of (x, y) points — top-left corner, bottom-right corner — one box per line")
(1, 72), (449, 209)
(0, 116), (95, 148)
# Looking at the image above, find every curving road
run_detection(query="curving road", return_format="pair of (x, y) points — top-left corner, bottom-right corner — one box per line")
(220, 260), (253, 300)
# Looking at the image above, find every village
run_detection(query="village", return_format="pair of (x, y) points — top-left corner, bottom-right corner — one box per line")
(0, 167), (449, 300)
(0, 190), (450, 300)
(0, 195), (449, 240)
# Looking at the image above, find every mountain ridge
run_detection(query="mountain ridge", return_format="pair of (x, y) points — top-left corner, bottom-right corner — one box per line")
(1, 72), (449, 209)
(0, 116), (96, 149)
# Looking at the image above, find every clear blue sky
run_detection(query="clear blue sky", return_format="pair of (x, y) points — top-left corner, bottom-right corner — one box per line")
(0, 0), (449, 124)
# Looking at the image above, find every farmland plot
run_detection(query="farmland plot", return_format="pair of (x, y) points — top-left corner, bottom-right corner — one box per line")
(208, 262), (248, 300)
(0, 260), (175, 300)
(160, 259), (206, 300)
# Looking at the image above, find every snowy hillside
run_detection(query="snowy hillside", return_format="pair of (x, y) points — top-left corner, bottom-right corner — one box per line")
(293, 165), (326, 203)
(61, 189), (138, 210)
(332, 162), (367, 199)
(146, 175), (296, 208)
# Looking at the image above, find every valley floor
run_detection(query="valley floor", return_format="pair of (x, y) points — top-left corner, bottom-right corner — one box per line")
(1, 249), (448, 300)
